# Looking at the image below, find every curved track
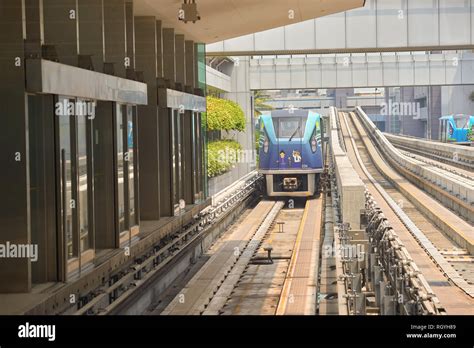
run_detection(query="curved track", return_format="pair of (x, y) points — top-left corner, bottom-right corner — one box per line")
(339, 111), (474, 314)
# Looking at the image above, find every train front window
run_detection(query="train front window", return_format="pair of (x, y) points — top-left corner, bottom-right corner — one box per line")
(454, 116), (469, 129)
(274, 117), (306, 139)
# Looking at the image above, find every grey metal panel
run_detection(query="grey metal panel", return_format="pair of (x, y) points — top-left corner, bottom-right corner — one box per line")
(166, 89), (206, 112)
(336, 56), (352, 87)
(439, 0), (471, 46)
(259, 61), (276, 90)
(175, 34), (186, 86)
(306, 59), (322, 88)
(135, 16), (160, 220)
(103, 0), (127, 78)
(0, 0), (31, 292)
(275, 59), (291, 89)
(163, 28), (176, 83)
(316, 13), (345, 49)
(185, 40), (196, 88)
(208, 0), (474, 56)
(78, 0), (105, 72)
(249, 61), (261, 90)
(352, 55), (368, 87)
(413, 55), (430, 85)
(290, 58), (306, 89)
(250, 52), (474, 89)
(206, 41), (224, 52)
(408, 0), (439, 46)
(255, 27), (285, 51)
(382, 54), (399, 86)
(398, 55), (415, 85)
(26, 59), (147, 104)
(156, 21), (163, 78)
(461, 57), (474, 83)
(346, 0), (377, 48)
(429, 57), (446, 85)
(367, 55), (383, 86)
(223, 34), (254, 52)
(376, 0), (408, 48)
(321, 57), (337, 87)
(445, 52), (462, 84)
(284, 20), (315, 50)
(43, 0), (78, 66)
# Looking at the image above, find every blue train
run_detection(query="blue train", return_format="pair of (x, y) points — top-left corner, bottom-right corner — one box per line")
(258, 109), (325, 197)
(439, 114), (474, 144)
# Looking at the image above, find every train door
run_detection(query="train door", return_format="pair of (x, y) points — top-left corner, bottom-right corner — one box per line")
(56, 96), (94, 278)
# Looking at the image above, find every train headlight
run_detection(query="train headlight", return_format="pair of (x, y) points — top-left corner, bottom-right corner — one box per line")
(264, 140), (269, 153)
(311, 138), (317, 153)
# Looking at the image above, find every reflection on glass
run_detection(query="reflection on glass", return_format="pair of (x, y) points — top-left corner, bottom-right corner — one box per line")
(171, 110), (178, 209)
(59, 97), (74, 259)
(192, 112), (199, 201)
(77, 113), (90, 252)
(116, 104), (126, 233)
(127, 106), (136, 227)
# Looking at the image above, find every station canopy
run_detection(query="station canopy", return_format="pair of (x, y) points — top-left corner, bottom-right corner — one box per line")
(134, 0), (365, 43)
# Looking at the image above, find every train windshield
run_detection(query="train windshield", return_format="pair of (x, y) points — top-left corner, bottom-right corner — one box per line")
(273, 117), (306, 139)
(454, 115), (470, 129)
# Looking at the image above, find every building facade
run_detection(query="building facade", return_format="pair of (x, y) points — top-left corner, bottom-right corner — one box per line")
(0, 0), (208, 295)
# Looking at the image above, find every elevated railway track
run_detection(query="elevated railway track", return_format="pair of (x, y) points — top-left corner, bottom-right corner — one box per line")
(339, 110), (474, 314)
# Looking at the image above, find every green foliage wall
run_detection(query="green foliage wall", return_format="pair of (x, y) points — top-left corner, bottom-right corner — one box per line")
(207, 96), (246, 132)
(207, 140), (242, 178)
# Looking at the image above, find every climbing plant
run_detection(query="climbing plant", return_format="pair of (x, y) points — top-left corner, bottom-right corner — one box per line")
(206, 96), (246, 132)
(207, 140), (242, 178)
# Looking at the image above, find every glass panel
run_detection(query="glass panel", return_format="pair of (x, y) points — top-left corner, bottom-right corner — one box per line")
(196, 43), (207, 90)
(275, 117), (304, 170)
(77, 112), (90, 253)
(179, 112), (185, 204)
(116, 104), (126, 233)
(172, 109), (182, 214)
(274, 117), (305, 138)
(192, 112), (199, 202)
(127, 106), (136, 227)
(454, 115), (469, 129)
(58, 97), (74, 260)
(200, 112), (208, 199)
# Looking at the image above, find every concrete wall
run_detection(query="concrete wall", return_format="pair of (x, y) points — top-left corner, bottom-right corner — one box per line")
(441, 85), (474, 116)
(207, 57), (256, 193)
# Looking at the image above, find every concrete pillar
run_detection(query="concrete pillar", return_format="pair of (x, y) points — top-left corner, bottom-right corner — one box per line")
(23, 0), (60, 284)
(78, 0), (104, 71)
(43, 0), (79, 66)
(135, 16), (161, 220)
(183, 40), (196, 204)
(163, 28), (176, 87)
(154, 21), (172, 217)
(104, 0), (126, 77)
(175, 34), (185, 91)
(93, 101), (118, 248)
(156, 21), (163, 78)
(185, 40), (196, 91)
(125, 0), (135, 71)
(0, 0), (31, 292)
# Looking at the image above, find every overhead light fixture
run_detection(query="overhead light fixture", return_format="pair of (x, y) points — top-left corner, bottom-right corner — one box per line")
(178, 0), (201, 24)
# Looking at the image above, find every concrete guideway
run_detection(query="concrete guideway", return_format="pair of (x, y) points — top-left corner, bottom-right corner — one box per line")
(384, 133), (474, 172)
(355, 107), (474, 226)
(276, 198), (323, 315)
(162, 196), (325, 316)
(162, 200), (277, 315)
(399, 150), (474, 186)
(339, 110), (474, 313)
